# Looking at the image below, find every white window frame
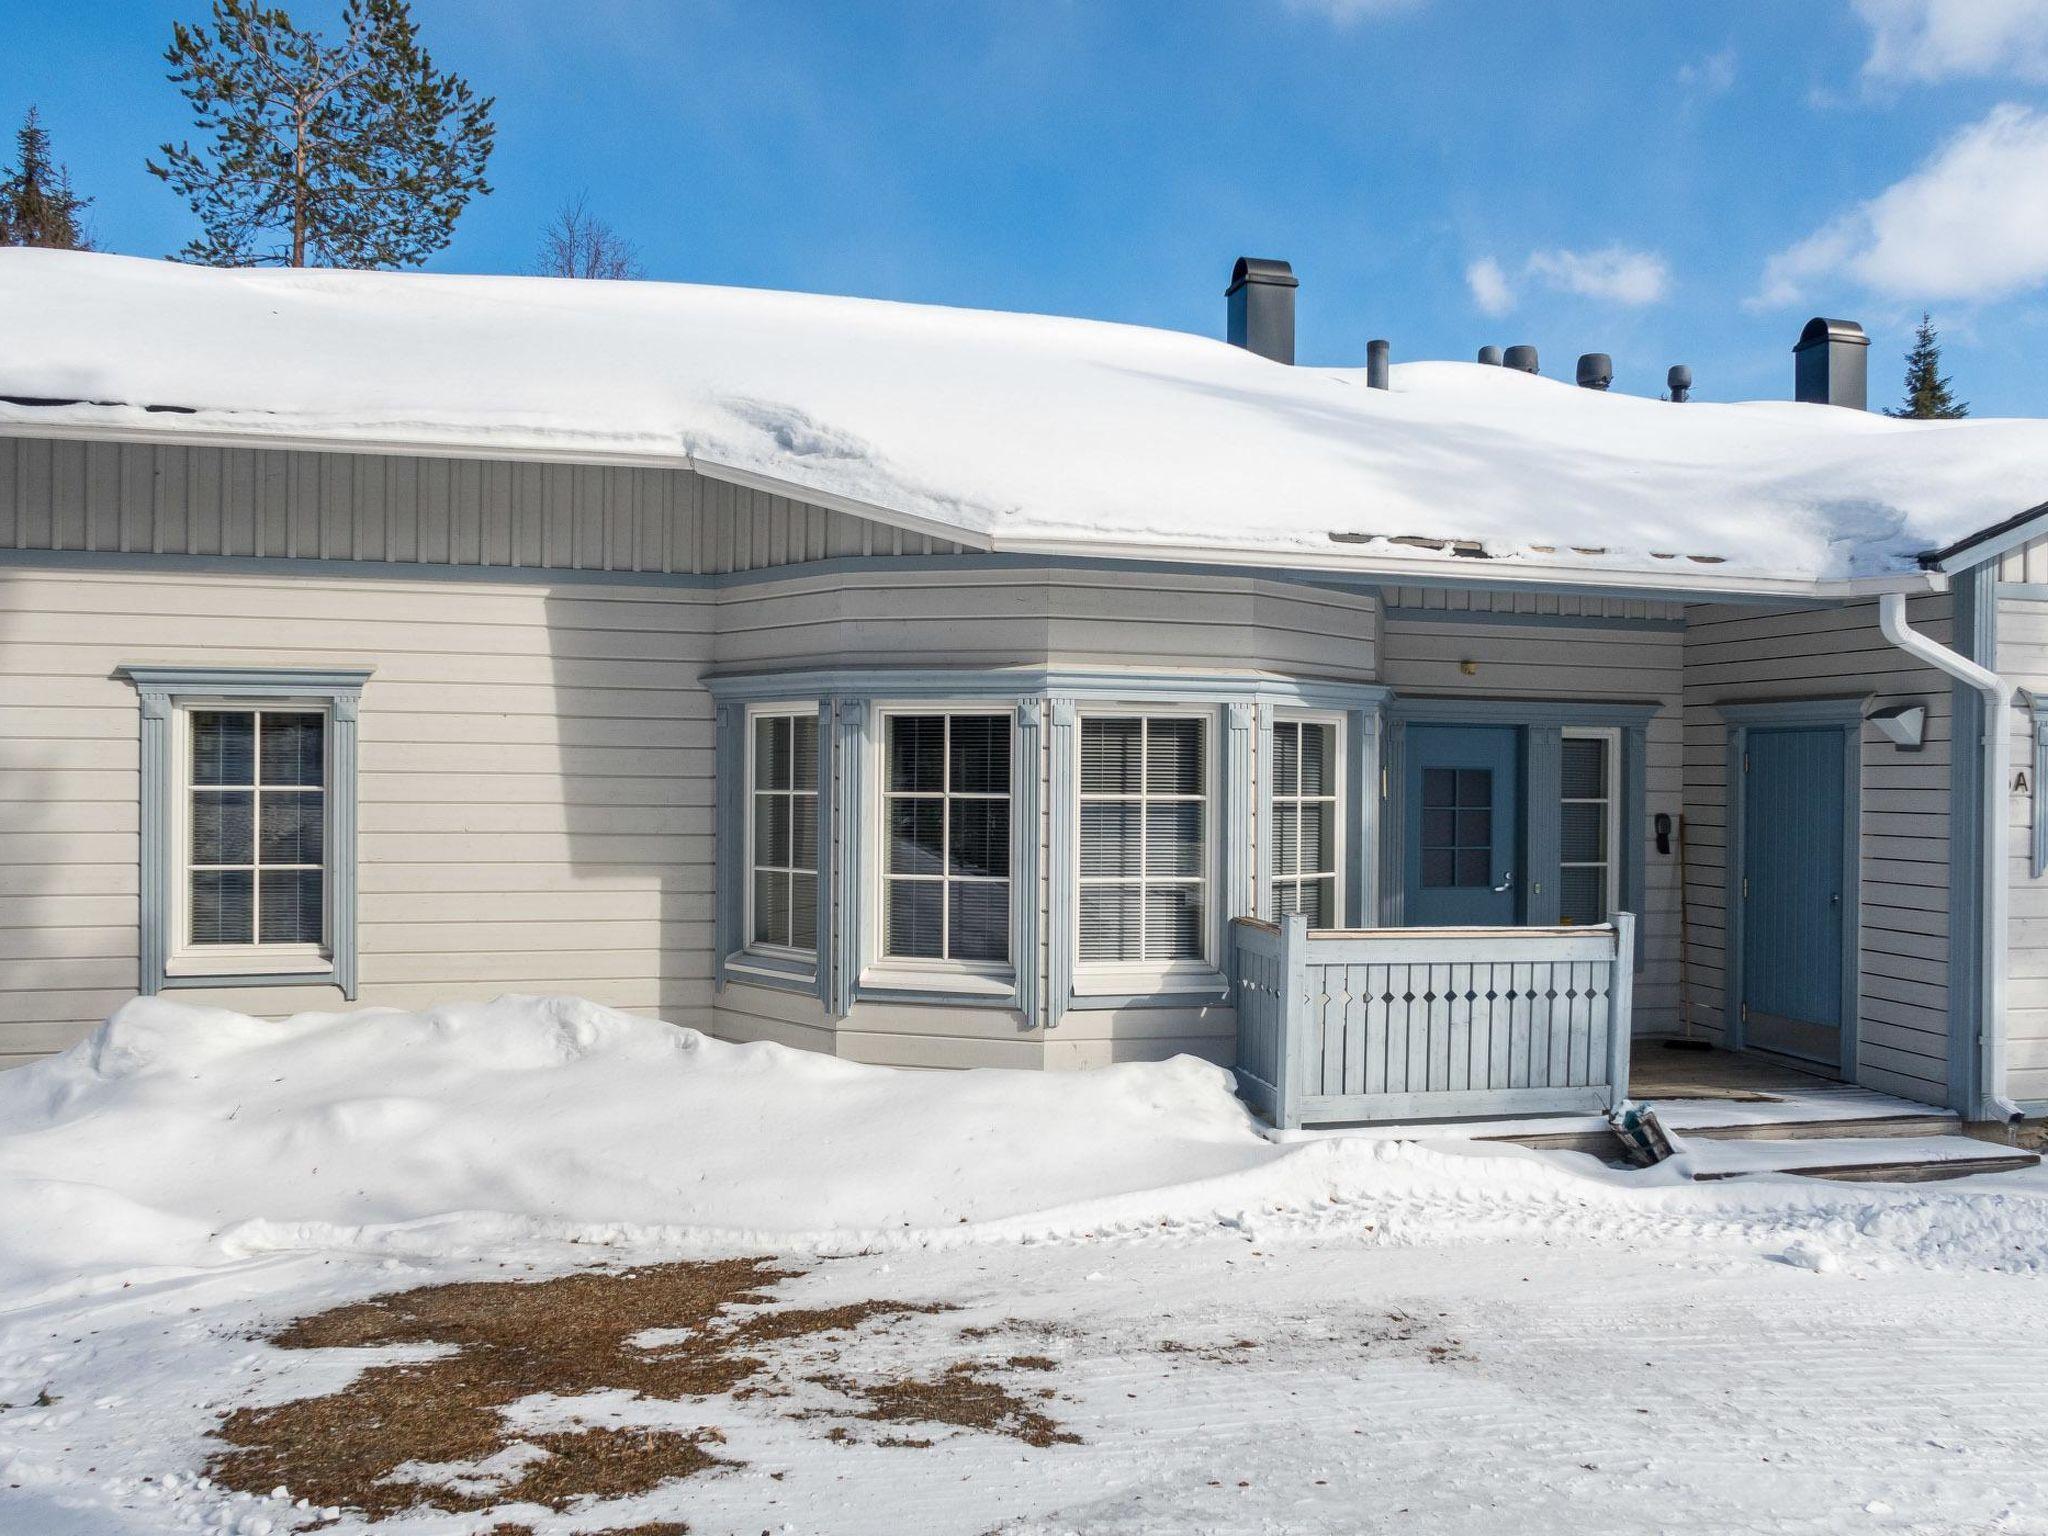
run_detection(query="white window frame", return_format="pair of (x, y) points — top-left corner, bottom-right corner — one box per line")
(740, 701), (821, 967)
(1270, 709), (1347, 929)
(1072, 703), (1224, 994)
(1560, 725), (1622, 926)
(166, 699), (334, 979)
(863, 702), (1019, 996)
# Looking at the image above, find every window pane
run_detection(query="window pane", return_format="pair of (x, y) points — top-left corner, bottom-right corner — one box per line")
(755, 793), (791, 867)
(1298, 801), (1332, 876)
(1081, 718), (1141, 794)
(1456, 808), (1492, 852)
(948, 882), (1009, 963)
(1455, 848), (1492, 888)
(260, 793), (324, 865)
(1146, 718), (1203, 795)
(888, 715), (946, 793)
(190, 868), (254, 945)
(887, 799), (944, 876)
(753, 869), (790, 947)
(755, 715), (791, 791)
(1272, 802), (1299, 879)
(885, 878), (944, 958)
(260, 713), (325, 787)
(1298, 723), (1332, 797)
(192, 711), (254, 786)
(192, 790), (254, 865)
(791, 714), (819, 792)
(1271, 722), (1300, 798)
(1309, 875), (1336, 927)
(949, 715), (1010, 795)
(1146, 802), (1203, 878)
(791, 794), (819, 872)
(1456, 769), (1491, 808)
(1421, 806), (1455, 851)
(1144, 886), (1204, 960)
(1421, 848), (1455, 888)
(1422, 768), (1457, 809)
(259, 867), (324, 944)
(949, 799), (1009, 879)
(1080, 803), (1139, 877)
(1079, 886), (1141, 963)
(790, 870), (818, 951)
(1559, 865), (1607, 925)
(1561, 802), (1607, 864)
(1561, 737), (1607, 800)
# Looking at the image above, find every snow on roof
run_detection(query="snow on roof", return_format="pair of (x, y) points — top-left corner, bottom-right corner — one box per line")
(3, 248), (2046, 590)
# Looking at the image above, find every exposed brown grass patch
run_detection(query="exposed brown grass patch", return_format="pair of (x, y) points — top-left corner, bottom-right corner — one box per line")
(206, 1259), (1070, 1526)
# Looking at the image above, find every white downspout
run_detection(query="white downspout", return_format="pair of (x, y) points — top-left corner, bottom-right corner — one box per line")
(1878, 592), (2025, 1124)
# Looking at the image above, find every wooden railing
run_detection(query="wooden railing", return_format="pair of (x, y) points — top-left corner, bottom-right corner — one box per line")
(1232, 912), (1635, 1129)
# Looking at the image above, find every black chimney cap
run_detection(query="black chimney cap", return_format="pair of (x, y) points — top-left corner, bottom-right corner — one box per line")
(1794, 317), (1869, 353)
(1576, 353), (1614, 390)
(1225, 257), (1299, 295)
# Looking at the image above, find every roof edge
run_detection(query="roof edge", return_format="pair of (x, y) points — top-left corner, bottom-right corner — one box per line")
(1920, 497), (2048, 575)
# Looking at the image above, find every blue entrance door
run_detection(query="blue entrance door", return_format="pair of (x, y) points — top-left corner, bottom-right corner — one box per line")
(1404, 725), (1520, 925)
(1742, 727), (1847, 1071)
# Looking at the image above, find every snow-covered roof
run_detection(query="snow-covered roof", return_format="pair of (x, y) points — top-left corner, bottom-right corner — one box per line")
(3, 248), (2045, 594)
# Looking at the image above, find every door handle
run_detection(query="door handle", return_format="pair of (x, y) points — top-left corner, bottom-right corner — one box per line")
(1493, 871), (1515, 893)
(1829, 892), (1841, 906)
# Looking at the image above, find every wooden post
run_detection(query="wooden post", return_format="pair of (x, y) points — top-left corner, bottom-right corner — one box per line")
(1278, 910), (1310, 1130)
(1607, 912), (1636, 1110)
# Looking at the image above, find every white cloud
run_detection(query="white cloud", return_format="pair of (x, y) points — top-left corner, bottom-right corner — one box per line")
(1677, 47), (1738, 94)
(1756, 103), (2048, 307)
(1524, 246), (1671, 306)
(1282, 0), (1427, 21)
(1465, 257), (1514, 316)
(1857, 0), (2048, 82)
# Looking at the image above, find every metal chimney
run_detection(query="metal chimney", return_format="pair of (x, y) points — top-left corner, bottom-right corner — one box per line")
(1667, 365), (1692, 403)
(1576, 353), (1613, 390)
(1477, 345), (1503, 366)
(1225, 257), (1298, 365)
(1503, 344), (1539, 374)
(1366, 338), (1390, 390)
(1793, 318), (1869, 410)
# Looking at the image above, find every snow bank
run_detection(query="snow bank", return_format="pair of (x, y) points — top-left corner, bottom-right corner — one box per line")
(3, 249), (2045, 584)
(0, 995), (1274, 1289)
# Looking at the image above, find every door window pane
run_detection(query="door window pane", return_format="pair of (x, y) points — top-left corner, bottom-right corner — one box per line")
(1420, 764), (1493, 889)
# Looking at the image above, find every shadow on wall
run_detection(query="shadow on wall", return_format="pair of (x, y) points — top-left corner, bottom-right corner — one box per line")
(541, 578), (713, 1034)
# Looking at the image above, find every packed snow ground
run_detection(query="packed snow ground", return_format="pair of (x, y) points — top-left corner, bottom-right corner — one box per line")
(3, 995), (2048, 1535)
(7, 249), (2048, 583)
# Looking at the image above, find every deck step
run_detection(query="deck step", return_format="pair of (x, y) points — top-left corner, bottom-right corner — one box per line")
(1682, 1134), (2039, 1184)
(1678, 1113), (1958, 1143)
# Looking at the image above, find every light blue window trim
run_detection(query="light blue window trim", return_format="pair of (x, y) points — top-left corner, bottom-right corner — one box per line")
(1714, 695), (1865, 1073)
(120, 664), (370, 999)
(707, 666), (1389, 1019)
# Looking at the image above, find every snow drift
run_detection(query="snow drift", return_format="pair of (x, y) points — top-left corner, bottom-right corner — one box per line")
(3, 249), (2046, 584)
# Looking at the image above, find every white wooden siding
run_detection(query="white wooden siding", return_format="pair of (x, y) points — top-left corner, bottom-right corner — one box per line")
(1377, 612), (1685, 1037)
(0, 436), (966, 574)
(0, 563), (717, 1068)
(1680, 596), (1954, 1105)
(1996, 535), (2048, 584)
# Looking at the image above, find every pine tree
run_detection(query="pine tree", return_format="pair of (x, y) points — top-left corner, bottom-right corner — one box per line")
(0, 108), (93, 250)
(1886, 313), (1969, 419)
(147, 0), (495, 268)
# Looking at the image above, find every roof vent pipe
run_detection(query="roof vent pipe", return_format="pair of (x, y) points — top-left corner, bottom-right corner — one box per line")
(1366, 338), (1390, 390)
(1576, 353), (1613, 390)
(1667, 365), (1692, 403)
(1477, 345), (1503, 366)
(1503, 344), (1539, 374)
(1793, 317), (1869, 409)
(1225, 257), (1298, 365)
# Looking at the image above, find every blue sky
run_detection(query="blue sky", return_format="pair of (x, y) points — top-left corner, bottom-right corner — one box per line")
(8, 0), (2048, 412)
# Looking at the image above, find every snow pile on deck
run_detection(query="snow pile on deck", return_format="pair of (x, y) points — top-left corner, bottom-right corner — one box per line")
(6, 994), (2048, 1300)
(4, 248), (2047, 582)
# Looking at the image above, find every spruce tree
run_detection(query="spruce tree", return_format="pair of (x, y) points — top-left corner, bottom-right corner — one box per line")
(0, 108), (93, 250)
(1886, 313), (1969, 419)
(148, 0), (495, 268)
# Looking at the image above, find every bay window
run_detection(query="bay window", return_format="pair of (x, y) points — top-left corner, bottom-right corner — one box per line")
(749, 710), (820, 953)
(882, 712), (1012, 964)
(1270, 717), (1340, 926)
(1077, 714), (1210, 967)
